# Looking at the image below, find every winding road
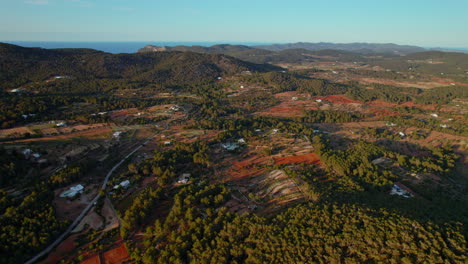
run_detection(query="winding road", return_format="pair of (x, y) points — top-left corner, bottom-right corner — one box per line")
(24, 131), (162, 264)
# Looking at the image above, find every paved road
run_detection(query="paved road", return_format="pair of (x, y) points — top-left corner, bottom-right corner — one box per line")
(24, 141), (147, 264)
(25, 121), (169, 264)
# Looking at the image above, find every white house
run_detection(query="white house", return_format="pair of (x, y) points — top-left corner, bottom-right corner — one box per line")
(114, 180), (130, 189)
(431, 113), (438, 118)
(222, 143), (239, 151)
(60, 184), (84, 198)
(178, 173), (191, 184)
(113, 131), (124, 138)
(23, 149), (33, 158)
(56, 122), (67, 127)
(390, 184), (413, 198)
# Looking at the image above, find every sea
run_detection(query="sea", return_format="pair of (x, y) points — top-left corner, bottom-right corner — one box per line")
(2, 41), (274, 54)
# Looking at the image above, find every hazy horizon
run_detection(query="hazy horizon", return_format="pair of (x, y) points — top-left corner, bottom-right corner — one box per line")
(1, 0), (467, 47)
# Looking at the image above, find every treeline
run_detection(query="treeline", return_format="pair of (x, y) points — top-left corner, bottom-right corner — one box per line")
(346, 84), (415, 104)
(244, 72), (349, 95)
(0, 93), (169, 128)
(0, 148), (29, 187)
(414, 85), (467, 104)
(0, 185), (67, 264)
(120, 187), (163, 238)
(132, 197), (466, 263)
(313, 137), (394, 188)
(384, 115), (468, 136)
(49, 165), (85, 188)
(0, 94), (80, 128)
(132, 183), (231, 263)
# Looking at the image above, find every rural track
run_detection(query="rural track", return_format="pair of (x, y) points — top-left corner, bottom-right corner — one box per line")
(23, 122), (169, 264)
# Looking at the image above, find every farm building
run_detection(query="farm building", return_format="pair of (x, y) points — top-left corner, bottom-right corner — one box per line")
(60, 184), (84, 198)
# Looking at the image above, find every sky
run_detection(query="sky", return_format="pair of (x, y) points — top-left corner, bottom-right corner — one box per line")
(1, 0), (468, 47)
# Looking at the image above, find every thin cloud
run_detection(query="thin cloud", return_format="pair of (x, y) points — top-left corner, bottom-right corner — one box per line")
(25, 0), (49, 4)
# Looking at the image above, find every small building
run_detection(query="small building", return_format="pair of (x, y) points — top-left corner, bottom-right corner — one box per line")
(164, 141), (172, 145)
(23, 149), (33, 158)
(315, 99), (322, 103)
(113, 131), (124, 139)
(440, 124), (448, 128)
(56, 122), (67, 127)
(9, 89), (22, 93)
(371, 157), (387, 165)
(114, 180), (130, 189)
(431, 113), (438, 118)
(60, 184), (85, 198)
(221, 143), (239, 151)
(390, 183), (414, 198)
(240, 85), (245, 89)
(398, 132), (406, 137)
(32, 153), (41, 159)
(238, 138), (246, 144)
(178, 173), (191, 184)
(292, 97), (299, 101)
(386, 122), (397, 127)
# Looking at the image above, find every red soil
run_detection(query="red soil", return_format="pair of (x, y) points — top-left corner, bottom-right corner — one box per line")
(47, 234), (78, 264)
(367, 100), (398, 108)
(368, 108), (400, 117)
(274, 153), (321, 165)
(81, 255), (101, 264)
(109, 111), (129, 118)
(233, 155), (269, 168)
(314, 95), (361, 104)
(102, 243), (130, 264)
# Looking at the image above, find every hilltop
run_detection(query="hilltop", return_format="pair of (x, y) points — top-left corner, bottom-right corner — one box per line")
(0, 43), (281, 92)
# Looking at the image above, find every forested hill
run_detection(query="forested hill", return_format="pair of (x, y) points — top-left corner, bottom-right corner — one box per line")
(138, 44), (376, 64)
(254, 42), (426, 54)
(0, 43), (281, 92)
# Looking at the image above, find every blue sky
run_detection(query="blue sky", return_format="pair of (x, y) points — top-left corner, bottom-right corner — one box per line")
(1, 0), (467, 47)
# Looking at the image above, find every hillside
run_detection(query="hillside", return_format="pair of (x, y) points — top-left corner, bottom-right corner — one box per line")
(138, 44), (376, 64)
(254, 42), (426, 54)
(0, 43), (281, 92)
(369, 50), (468, 81)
